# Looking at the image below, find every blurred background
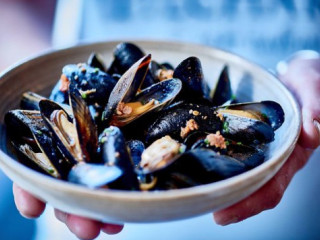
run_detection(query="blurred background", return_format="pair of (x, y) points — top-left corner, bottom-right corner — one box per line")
(0, 0), (319, 239)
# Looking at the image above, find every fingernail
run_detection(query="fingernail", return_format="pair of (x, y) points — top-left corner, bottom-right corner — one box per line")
(313, 118), (320, 136)
(54, 209), (68, 223)
(214, 215), (239, 226)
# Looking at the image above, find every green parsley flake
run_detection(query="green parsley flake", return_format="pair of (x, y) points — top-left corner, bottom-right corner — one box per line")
(81, 92), (87, 99)
(179, 145), (186, 153)
(36, 130), (42, 135)
(223, 121), (229, 132)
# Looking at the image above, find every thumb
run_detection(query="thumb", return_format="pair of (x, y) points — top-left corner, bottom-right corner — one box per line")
(277, 51), (320, 149)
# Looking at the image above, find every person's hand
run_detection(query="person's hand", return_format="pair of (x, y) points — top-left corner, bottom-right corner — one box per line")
(214, 51), (320, 225)
(12, 183), (123, 240)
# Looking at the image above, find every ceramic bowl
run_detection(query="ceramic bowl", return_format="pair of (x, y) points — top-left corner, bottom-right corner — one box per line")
(0, 40), (301, 223)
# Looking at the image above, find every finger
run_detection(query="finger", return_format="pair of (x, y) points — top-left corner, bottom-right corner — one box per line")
(278, 56), (320, 149)
(54, 209), (68, 223)
(214, 145), (311, 225)
(65, 214), (101, 240)
(12, 183), (46, 219)
(101, 223), (124, 235)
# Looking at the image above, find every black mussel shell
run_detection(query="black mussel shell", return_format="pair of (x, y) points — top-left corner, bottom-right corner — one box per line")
(161, 62), (174, 70)
(221, 113), (275, 144)
(152, 148), (247, 189)
(224, 142), (264, 169)
(183, 131), (207, 149)
(145, 103), (222, 144)
(107, 42), (146, 75)
(147, 60), (174, 85)
(191, 137), (264, 169)
(49, 63), (116, 107)
(69, 86), (99, 163)
(99, 126), (139, 190)
(87, 52), (106, 72)
(127, 140), (145, 167)
(5, 110), (73, 179)
(20, 92), (45, 111)
(219, 101), (285, 130)
(173, 56), (210, 102)
(107, 42), (157, 89)
(39, 99), (81, 164)
(210, 65), (233, 106)
(20, 92), (72, 115)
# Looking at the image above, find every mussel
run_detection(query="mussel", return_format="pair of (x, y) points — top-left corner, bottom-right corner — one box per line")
(50, 63), (117, 123)
(99, 126), (140, 190)
(5, 110), (73, 179)
(102, 54), (182, 127)
(173, 56), (210, 102)
(137, 145), (247, 190)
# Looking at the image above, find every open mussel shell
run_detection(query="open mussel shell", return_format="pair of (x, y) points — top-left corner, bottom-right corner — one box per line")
(5, 110), (73, 179)
(218, 100), (285, 130)
(173, 56), (210, 102)
(141, 148), (247, 190)
(20, 91), (72, 115)
(210, 65), (234, 106)
(99, 126), (139, 190)
(102, 54), (151, 124)
(215, 101), (285, 144)
(110, 78), (182, 127)
(148, 60), (174, 83)
(68, 85), (99, 163)
(39, 99), (82, 164)
(145, 103), (223, 144)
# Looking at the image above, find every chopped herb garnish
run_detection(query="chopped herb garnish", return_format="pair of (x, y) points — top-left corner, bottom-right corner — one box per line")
(225, 140), (230, 146)
(261, 113), (267, 119)
(223, 121), (229, 132)
(100, 136), (107, 144)
(101, 111), (106, 121)
(204, 138), (210, 145)
(81, 92), (87, 99)
(237, 141), (242, 145)
(36, 130), (42, 135)
(179, 144), (186, 154)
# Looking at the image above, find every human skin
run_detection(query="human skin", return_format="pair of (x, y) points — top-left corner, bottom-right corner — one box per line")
(13, 54), (320, 238)
(214, 53), (320, 225)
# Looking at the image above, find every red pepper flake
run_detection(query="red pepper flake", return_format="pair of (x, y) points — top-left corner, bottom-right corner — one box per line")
(180, 119), (199, 139)
(205, 131), (226, 149)
(59, 74), (70, 92)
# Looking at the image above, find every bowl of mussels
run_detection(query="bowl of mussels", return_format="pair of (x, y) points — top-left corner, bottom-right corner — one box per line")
(0, 41), (301, 223)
